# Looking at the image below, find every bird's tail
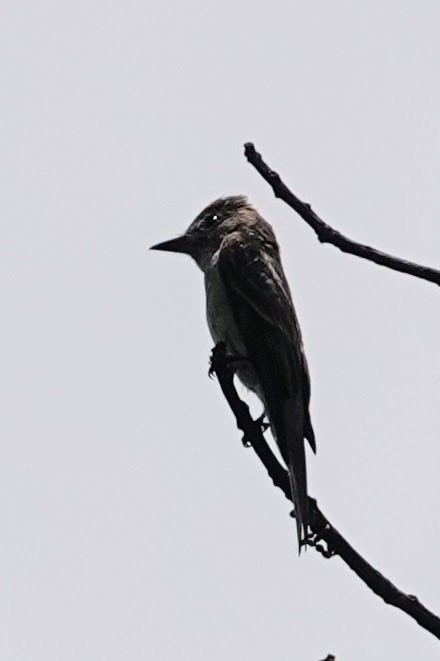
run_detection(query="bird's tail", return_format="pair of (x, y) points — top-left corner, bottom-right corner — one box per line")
(282, 401), (309, 554)
(287, 453), (309, 554)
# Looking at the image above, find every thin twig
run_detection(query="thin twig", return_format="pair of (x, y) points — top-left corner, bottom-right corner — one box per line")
(210, 343), (440, 642)
(244, 143), (440, 287)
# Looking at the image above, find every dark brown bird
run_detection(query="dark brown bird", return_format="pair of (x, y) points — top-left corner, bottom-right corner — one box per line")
(151, 196), (316, 551)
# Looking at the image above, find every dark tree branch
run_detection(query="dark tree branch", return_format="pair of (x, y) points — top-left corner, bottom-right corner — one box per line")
(210, 343), (440, 642)
(244, 143), (440, 287)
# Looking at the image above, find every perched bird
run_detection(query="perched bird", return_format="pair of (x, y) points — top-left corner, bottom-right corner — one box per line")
(151, 196), (316, 551)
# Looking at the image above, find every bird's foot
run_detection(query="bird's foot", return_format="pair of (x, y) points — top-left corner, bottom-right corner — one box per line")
(256, 411), (270, 432)
(306, 528), (336, 559)
(242, 411), (268, 448)
(209, 342), (251, 378)
(209, 342), (227, 377)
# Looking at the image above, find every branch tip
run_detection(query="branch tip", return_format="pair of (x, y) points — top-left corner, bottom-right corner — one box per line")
(244, 143), (440, 286)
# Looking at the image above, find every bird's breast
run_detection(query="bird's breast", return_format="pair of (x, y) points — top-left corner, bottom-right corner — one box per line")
(204, 265), (261, 396)
(204, 267), (242, 350)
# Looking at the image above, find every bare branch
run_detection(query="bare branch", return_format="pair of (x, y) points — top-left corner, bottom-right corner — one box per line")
(210, 343), (440, 642)
(244, 143), (440, 287)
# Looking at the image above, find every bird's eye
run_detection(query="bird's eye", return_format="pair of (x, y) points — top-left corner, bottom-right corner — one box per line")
(205, 213), (218, 227)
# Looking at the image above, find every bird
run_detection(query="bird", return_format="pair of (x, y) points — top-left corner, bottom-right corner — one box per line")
(150, 195), (316, 551)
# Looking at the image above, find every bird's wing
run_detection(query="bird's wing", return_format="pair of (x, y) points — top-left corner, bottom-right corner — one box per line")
(216, 232), (313, 438)
(217, 232), (313, 548)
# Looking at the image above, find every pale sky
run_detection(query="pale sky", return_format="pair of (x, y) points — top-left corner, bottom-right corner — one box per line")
(1, 1), (440, 659)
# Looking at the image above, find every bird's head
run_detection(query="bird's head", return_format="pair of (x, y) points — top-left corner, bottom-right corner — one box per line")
(150, 195), (260, 270)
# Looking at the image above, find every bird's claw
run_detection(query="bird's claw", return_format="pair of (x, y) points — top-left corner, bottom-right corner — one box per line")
(256, 411), (270, 432)
(305, 528), (336, 558)
(209, 342), (227, 377)
(208, 343), (251, 378)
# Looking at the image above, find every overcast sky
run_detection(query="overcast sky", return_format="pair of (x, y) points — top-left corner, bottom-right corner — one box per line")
(1, 1), (440, 659)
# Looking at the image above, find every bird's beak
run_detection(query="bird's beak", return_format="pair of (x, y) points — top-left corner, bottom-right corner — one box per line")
(149, 235), (192, 254)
